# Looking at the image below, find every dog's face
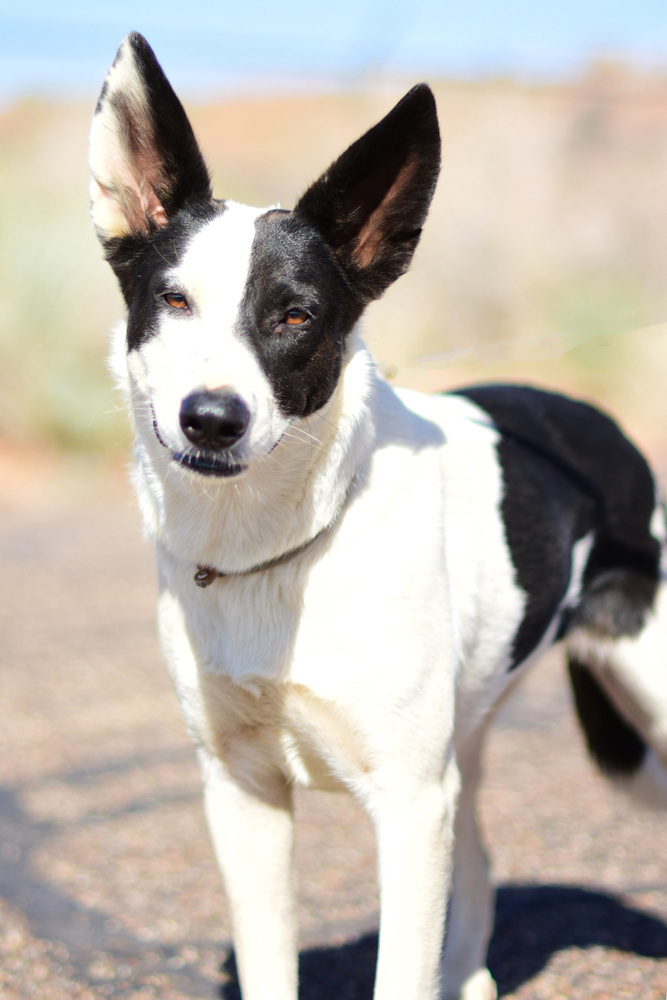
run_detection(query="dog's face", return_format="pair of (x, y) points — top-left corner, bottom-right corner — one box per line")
(109, 200), (359, 478)
(91, 33), (440, 479)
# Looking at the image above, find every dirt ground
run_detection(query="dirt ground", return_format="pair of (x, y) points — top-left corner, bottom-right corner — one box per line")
(0, 469), (666, 999)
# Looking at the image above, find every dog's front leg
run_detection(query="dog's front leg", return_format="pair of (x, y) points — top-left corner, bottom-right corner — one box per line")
(201, 754), (298, 1000)
(439, 730), (497, 1000)
(371, 758), (460, 1000)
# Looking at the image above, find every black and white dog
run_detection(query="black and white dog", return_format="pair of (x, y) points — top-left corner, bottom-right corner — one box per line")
(91, 33), (667, 1000)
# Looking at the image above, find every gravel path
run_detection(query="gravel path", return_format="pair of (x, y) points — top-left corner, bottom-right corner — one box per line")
(0, 483), (666, 999)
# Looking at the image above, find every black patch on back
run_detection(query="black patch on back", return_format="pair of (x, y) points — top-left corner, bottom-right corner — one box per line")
(454, 385), (660, 668)
(236, 211), (364, 418)
(568, 653), (647, 775)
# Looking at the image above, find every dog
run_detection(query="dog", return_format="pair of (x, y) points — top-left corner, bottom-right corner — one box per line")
(90, 32), (667, 1000)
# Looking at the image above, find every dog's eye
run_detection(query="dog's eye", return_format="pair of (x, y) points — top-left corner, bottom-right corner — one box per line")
(284, 308), (308, 326)
(164, 292), (189, 310)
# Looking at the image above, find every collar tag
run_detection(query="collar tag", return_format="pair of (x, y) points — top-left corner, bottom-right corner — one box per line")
(194, 566), (223, 588)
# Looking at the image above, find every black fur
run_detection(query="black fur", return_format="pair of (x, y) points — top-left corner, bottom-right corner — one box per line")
(568, 654), (647, 775)
(455, 385), (661, 668)
(237, 212), (361, 418)
(294, 84), (441, 304)
(235, 89), (440, 417)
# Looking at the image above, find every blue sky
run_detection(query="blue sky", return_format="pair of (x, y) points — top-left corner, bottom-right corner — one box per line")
(2, 0), (667, 102)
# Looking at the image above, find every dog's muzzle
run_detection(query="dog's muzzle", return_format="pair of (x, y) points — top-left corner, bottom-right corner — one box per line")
(151, 389), (250, 478)
(170, 388), (250, 477)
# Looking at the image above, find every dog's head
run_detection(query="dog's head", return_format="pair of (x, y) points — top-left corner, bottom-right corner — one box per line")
(91, 33), (440, 480)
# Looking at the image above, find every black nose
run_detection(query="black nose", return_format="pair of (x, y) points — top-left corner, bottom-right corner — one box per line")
(179, 389), (250, 451)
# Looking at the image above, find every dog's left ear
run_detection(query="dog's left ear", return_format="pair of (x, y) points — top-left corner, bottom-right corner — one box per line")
(294, 84), (440, 303)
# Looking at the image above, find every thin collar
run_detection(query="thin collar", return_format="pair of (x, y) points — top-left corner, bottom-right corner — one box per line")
(194, 520), (334, 587)
(193, 474), (359, 587)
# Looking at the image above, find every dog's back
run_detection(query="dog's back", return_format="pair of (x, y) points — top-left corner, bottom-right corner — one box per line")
(447, 384), (667, 800)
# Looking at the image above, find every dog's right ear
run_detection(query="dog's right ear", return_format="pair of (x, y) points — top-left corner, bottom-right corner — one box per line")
(90, 33), (211, 248)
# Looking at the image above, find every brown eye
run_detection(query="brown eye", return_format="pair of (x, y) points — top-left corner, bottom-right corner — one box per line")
(285, 308), (308, 326)
(164, 292), (189, 310)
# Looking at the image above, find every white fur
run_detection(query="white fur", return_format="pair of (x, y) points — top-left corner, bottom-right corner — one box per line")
(118, 259), (532, 996)
(138, 205), (280, 467)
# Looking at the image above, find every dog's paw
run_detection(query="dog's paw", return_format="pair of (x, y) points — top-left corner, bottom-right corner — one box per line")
(442, 968), (497, 1000)
(457, 968), (497, 1000)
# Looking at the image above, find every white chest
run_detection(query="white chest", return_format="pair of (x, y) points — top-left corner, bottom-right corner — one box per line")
(153, 391), (528, 791)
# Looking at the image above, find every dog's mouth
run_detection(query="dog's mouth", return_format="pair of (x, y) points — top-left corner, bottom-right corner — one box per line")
(171, 450), (247, 478)
(151, 412), (247, 478)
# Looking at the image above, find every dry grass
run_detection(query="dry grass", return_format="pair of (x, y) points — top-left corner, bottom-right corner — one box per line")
(2, 60), (667, 464)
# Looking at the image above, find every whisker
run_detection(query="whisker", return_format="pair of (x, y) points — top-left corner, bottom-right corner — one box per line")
(283, 424), (326, 449)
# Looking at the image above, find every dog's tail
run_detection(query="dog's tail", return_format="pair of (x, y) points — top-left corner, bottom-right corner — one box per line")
(564, 492), (667, 808)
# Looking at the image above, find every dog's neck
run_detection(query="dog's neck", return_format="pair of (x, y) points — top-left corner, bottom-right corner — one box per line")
(130, 335), (377, 574)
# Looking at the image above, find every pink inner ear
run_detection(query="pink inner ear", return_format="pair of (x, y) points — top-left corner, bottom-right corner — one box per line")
(122, 145), (170, 235)
(351, 157), (418, 270)
(94, 141), (170, 237)
(106, 102), (171, 236)
(137, 176), (169, 231)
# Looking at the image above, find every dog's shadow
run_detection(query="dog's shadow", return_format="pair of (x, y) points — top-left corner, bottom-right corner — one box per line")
(221, 884), (667, 999)
(488, 883), (667, 995)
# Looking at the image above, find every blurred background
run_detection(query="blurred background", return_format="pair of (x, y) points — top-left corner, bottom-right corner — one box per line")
(2, 0), (667, 483)
(3, 8), (667, 997)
